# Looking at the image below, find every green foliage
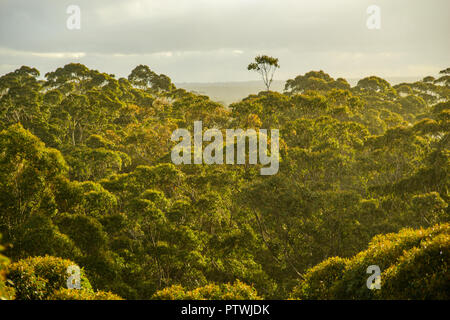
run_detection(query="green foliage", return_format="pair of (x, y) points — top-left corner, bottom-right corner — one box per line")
(290, 257), (348, 300)
(0, 235), (15, 300)
(7, 256), (92, 300)
(48, 288), (123, 300)
(128, 65), (175, 93)
(152, 280), (260, 300)
(291, 224), (450, 299)
(285, 71), (350, 94)
(0, 123), (68, 258)
(14, 213), (81, 259)
(379, 232), (449, 299)
(0, 63), (448, 299)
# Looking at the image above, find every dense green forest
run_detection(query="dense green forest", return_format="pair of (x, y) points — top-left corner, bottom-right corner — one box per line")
(0, 63), (449, 300)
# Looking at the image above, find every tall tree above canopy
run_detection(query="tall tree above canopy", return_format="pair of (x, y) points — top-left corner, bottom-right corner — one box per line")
(247, 55), (280, 91)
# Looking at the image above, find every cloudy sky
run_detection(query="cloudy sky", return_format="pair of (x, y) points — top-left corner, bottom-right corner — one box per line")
(0, 0), (449, 82)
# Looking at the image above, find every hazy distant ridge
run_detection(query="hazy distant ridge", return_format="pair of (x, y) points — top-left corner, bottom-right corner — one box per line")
(177, 77), (421, 105)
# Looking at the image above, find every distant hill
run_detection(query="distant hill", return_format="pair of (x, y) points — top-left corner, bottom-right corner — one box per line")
(177, 77), (421, 105)
(176, 80), (285, 106)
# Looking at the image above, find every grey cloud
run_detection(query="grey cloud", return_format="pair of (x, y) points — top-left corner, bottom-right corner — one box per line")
(0, 0), (449, 82)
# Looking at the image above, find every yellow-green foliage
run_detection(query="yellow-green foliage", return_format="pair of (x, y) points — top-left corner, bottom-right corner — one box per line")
(379, 232), (449, 299)
(48, 288), (123, 300)
(152, 285), (189, 300)
(0, 236), (15, 300)
(7, 255), (92, 300)
(291, 223), (449, 299)
(152, 280), (260, 300)
(290, 257), (348, 300)
(0, 64), (448, 299)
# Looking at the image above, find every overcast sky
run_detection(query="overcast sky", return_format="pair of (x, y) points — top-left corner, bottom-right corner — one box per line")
(0, 0), (449, 82)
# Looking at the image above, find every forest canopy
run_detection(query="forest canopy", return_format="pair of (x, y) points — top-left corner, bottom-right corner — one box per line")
(0, 63), (448, 300)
